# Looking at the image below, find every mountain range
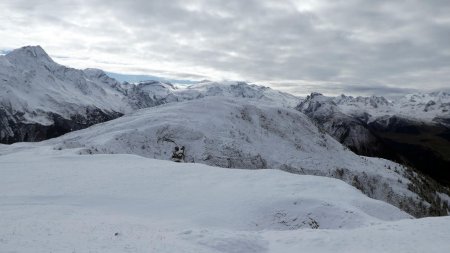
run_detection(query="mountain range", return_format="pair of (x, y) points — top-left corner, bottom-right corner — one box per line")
(1, 45), (450, 252)
(1, 46), (449, 218)
(297, 92), (450, 185)
(0, 46), (298, 143)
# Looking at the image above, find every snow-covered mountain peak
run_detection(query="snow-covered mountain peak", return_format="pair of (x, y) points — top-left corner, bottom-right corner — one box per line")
(0, 46), (131, 114)
(184, 81), (272, 97)
(302, 92), (330, 103)
(83, 68), (108, 78)
(5, 45), (55, 67)
(310, 92), (325, 98)
(0, 46), (135, 143)
(83, 68), (124, 90)
(364, 95), (391, 107)
(304, 92), (334, 103)
(333, 94), (392, 109)
(9, 45), (49, 58)
(296, 93), (339, 117)
(136, 80), (177, 90)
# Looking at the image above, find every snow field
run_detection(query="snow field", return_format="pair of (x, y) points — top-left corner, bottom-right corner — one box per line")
(2, 147), (441, 253)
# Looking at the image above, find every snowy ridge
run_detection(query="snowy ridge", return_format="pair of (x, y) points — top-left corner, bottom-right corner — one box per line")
(177, 81), (300, 108)
(121, 80), (300, 109)
(299, 92), (450, 126)
(333, 92), (450, 124)
(10, 96), (442, 217)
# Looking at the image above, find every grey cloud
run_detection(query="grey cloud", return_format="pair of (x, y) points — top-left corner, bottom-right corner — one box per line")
(340, 84), (419, 97)
(265, 81), (420, 97)
(1, 0), (449, 96)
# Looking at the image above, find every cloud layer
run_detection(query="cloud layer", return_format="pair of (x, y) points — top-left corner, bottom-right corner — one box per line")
(1, 0), (449, 95)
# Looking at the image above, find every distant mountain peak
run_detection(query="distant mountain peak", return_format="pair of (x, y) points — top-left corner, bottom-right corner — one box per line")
(5, 45), (56, 67)
(136, 80), (176, 89)
(84, 68), (107, 78)
(309, 92), (324, 98)
(7, 45), (51, 59)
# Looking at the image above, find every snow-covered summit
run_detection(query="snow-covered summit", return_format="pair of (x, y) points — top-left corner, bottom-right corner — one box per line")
(0, 46), (132, 143)
(1, 46), (131, 115)
(297, 93), (340, 117)
(5, 45), (56, 68)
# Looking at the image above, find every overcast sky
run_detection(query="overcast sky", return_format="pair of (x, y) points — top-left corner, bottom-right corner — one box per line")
(1, 0), (449, 96)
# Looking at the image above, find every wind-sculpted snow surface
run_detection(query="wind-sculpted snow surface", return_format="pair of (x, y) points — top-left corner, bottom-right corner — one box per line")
(0, 148), (449, 253)
(32, 97), (448, 217)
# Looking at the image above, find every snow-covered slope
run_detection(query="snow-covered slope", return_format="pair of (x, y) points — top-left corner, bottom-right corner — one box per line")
(0, 46), (131, 143)
(12, 96), (444, 217)
(0, 147), (449, 253)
